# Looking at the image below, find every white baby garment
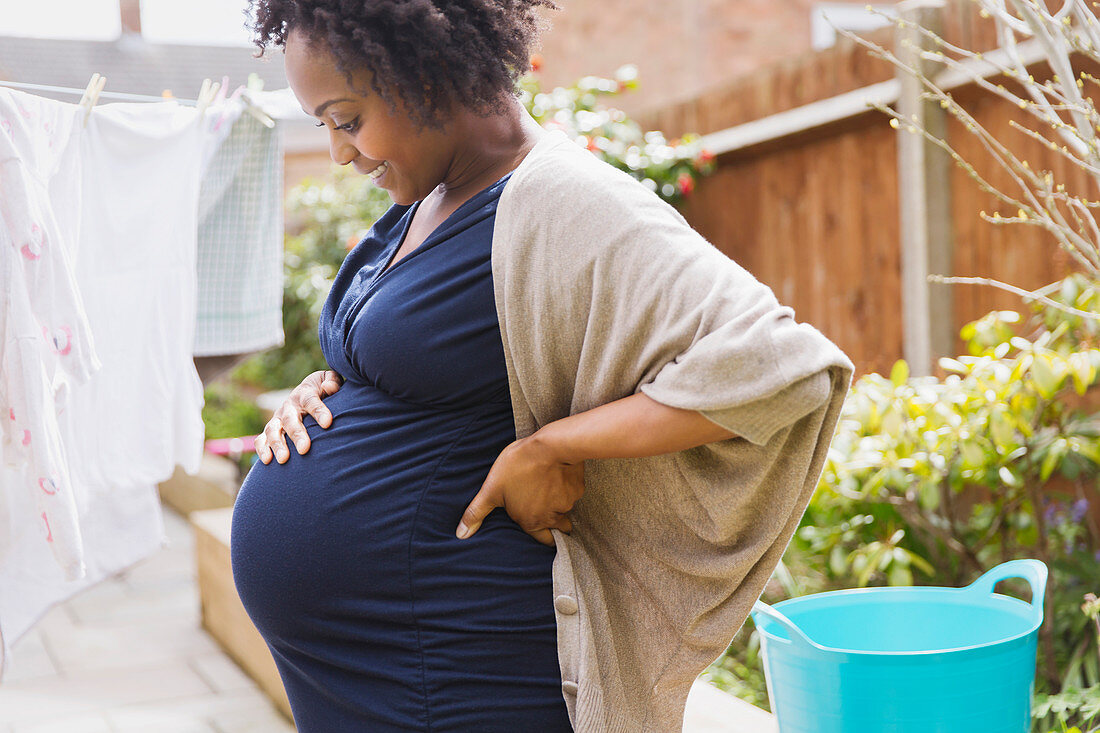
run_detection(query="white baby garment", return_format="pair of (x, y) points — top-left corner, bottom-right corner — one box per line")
(58, 99), (208, 492)
(0, 88), (101, 581)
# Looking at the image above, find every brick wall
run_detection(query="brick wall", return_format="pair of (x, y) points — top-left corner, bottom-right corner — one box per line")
(530, 0), (889, 120)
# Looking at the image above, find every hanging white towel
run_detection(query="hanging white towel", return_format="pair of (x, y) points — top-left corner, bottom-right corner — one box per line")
(58, 98), (209, 491)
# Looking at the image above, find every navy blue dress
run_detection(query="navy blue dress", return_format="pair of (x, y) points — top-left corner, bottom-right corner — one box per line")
(230, 171), (572, 732)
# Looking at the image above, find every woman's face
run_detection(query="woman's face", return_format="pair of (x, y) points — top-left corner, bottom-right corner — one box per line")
(283, 27), (456, 206)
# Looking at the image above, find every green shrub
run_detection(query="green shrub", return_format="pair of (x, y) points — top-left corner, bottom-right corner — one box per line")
(201, 381), (267, 440)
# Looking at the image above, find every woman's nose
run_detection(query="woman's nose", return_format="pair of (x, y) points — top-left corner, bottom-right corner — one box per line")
(328, 130), (358, 167)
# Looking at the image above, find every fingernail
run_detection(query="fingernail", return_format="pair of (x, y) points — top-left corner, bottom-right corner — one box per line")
(296, 439), (308, 452)
(456, 523), (470, 539)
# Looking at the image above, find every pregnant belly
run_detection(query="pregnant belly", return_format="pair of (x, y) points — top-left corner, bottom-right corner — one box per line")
(229, 380), (558, 646)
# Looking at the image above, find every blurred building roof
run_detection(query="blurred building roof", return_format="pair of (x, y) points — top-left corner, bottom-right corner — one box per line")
(0, 33), (287, 104)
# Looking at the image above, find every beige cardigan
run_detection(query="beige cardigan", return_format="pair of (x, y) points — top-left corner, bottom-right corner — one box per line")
(490, 127), (855, 731)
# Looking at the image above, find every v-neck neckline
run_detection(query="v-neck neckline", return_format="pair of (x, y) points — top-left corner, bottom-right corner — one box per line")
(375, 198), (423, 278)
(375, 169), (515, 280)
(339, 170), (515, 356)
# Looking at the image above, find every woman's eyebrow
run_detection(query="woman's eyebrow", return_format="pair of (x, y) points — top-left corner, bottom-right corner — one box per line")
(313, 97), (357, 116)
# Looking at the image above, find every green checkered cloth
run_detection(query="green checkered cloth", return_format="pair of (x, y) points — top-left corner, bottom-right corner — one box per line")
(193, 112), (285, 357)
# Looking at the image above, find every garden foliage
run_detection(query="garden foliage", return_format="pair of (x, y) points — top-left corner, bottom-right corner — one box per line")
(515, 60), (716, 203)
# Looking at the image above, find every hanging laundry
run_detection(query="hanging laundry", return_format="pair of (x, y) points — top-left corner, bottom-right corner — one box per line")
(194, 99), (285, 357)
(0, 86), (264, 677)
(59, 98), (210, 491)
(0, 89), (100, 582)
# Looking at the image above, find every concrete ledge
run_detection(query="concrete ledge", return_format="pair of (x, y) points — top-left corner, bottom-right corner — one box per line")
(191, 507), (293, 722)
(158, 453), (239, 516)
(684, 678), (777, 732)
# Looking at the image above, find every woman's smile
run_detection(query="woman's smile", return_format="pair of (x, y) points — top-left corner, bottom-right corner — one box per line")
(367, 161), (389, 183)
(353, 159), (389, 179)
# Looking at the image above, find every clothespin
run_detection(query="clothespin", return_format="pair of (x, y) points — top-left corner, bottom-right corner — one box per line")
(240, 91), (275, 129)
(195, 78), (221, 117)
(78, 73), (106, 128)
(214, 76), (229, 106)
(212, 77), (237, 133)
(196, 79), (210, 113)
(238, 73), (275, 128)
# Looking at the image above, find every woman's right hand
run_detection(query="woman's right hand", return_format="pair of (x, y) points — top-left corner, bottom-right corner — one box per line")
(255, 369), (344, 464)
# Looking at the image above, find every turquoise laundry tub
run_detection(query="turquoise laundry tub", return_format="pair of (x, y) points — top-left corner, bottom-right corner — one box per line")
(749, 559), (1046, 733)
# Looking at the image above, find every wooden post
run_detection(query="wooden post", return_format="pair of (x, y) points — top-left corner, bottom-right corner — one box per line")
(896, 0), (955, 376)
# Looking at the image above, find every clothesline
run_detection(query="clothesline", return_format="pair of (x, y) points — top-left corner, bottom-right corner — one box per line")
(0, 79), (202, 104)
(0, 78), (279, 128)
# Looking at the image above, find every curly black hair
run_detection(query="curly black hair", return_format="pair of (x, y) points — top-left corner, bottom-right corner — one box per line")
(248, 0), (560, 131)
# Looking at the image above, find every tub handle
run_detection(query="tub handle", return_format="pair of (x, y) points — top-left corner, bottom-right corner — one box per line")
(751, 600), (827, 651)
(964, 559), (1047, 619)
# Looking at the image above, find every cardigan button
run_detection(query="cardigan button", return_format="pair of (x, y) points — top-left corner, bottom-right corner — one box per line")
(562, 680), (579, 696)
(554, 594), (579, 615)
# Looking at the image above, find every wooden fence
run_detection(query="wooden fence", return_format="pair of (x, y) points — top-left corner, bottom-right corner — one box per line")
(637, 0), (1087, 380)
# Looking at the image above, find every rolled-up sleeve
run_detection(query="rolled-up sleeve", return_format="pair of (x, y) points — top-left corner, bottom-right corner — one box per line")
(696, 368), (834, 447)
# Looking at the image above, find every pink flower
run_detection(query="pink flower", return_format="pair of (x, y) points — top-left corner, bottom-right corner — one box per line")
(677, 172), (695, 196)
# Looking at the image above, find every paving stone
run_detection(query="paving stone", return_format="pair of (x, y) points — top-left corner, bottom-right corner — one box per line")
(63, 580), (200, 626)
(188, 652), (256, 694)
(0, 660), (213, 726)
(30, 604), (78, 638)
(2, 629), (59, 683)
(41, 615), (221, 675)
(9, 713), (112, 732)
(107, 689), (290, 732)
(118, 546), (197, 590)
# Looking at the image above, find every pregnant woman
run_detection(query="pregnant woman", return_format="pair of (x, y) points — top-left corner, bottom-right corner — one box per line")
(232, 1), (855, 731)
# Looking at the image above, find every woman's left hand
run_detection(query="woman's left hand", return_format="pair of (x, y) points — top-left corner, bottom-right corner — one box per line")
(456, 433), (584, 547)
(454, 392), (740, 546)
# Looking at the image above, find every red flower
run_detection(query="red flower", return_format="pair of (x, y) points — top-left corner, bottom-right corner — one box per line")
(696, 148), (715, 166)
(677, 172), (695, 196)
(530, 53), (544, 73)
(585, 136), (601, 153)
